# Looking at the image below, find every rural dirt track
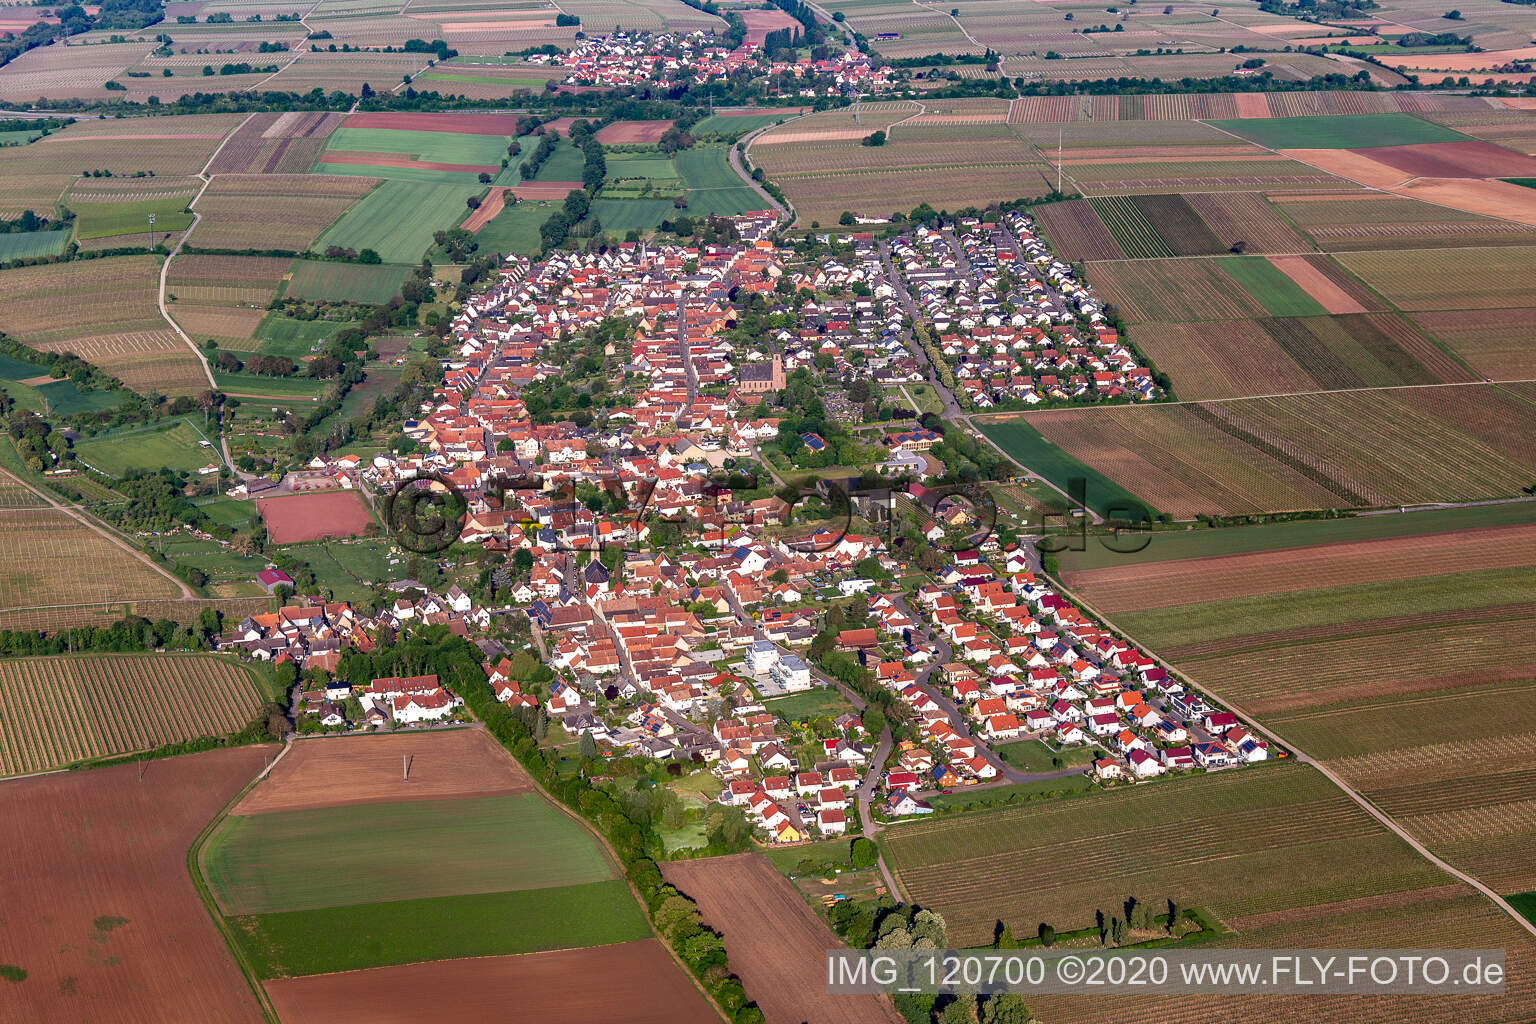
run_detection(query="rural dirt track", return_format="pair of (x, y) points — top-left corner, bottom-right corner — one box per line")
(1050, 572), (1536, 944)
(264, 940), (720, 1024)
(662, 853), (905, 1024)
(0, 464), (193, 599)
(0, 747), (269, 1023)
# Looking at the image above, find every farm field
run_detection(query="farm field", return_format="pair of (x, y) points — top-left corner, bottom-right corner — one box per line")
(474, 197), (558, 257)
(194, 174), (378, 252)
(886, 760), (1536, 1024)
(1056, 511), (1536, 897)
(282, 258), (412, 304)
(202, 728), (666, 997)
(232, 729), (532, 814)
(0, 653), (270, 776)
(750, 105), (1055, 224)
(663, 853), (904, 1024)
(974, 416), (1154, 518)
(1125, 311), (1470, 401)
(885, 762), (1439, 941)
(0, 502), (184, 614)
(1335, 245), (1536, 310)
(0, 747), (267, 1023)
(0, 256), (206, 394)
(1269, 191), (1536, 250)
(0, 228), (71, 261)
(264, 941), (720, 1024)
(205, 793), (616, 914)
(315, 179), (482, 264)
(1016, 383), (1536, 518)
(1209, 112), (1469, 149)
(70, 195), (194, 240)
(206, 111), (347, 175)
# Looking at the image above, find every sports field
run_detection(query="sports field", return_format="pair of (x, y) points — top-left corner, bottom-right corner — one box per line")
(315, 180), (482, 264)
(73, 417), (217, 476)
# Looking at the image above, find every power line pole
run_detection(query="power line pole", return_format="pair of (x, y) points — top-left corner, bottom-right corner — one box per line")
(146, 212), (155, 253)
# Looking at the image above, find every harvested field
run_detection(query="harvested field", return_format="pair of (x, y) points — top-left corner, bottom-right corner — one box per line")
(593, 119), (674, 144)
(1024, 383), (1536, 517)
(174, 305), (266, 345)
(264, 942), (719, 1024)
(663, 853), (903, 1024)
(0, 652), (269, 776)
(169, 254), (291, 307)
(0, 748), (266, 1023)
(258, 490), (372, 542)
(207, 111), (346, 173)
(1278, 147), (1413, 188)
(233, 729), (531, 815)
(1032, 199), (1124, 260)
(1266, 254), (1368, 313)
(1355, 139), (1536, 180)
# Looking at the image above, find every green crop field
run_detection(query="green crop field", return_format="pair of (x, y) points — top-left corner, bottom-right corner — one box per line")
(474, 198), (549, 256)
(974, 417), (1156, 519)
(315, 180), (481, 265)
(204, 794), (615, 915)
(591, 197), (676, 234)
(73, 416), (217, 476)
(1207, 113), (1467, 150)
(0, 229), (69, 261)
(1219, 256), (1328, 317)
(320, 126), (511, 169)
(228, 880), (652, 978)
(691, 113), (792, 139)
(283, 258), (413, 303)
(419, 72), (546, 88)
(761, 686), (854, 723)
(10, 378), (126, 416)
(532, 138), (587, 181)
(213, 369), (326, 400)
(0, 351), (48, 380)
(71, 196), (195, 240)
(606, 153), (679, 181)
(674, 146), (761, 216)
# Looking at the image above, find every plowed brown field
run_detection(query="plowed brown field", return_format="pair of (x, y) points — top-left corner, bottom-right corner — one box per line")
(663, 853), (903, 1024)
(264, 940), (719, 1024)
(0, 747), (267, 1023)
(232, 729), (532, 815)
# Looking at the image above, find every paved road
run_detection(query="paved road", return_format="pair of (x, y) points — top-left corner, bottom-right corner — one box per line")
(729, 123), (795, 225)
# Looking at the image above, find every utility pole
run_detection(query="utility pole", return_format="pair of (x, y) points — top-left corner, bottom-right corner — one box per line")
(146, 212), (155, 253)
(1057, 127), (1063, 195)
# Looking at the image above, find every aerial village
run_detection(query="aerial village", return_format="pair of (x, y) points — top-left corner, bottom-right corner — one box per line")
(527, 28), (895, 95)
(219, 209), (1254, 844)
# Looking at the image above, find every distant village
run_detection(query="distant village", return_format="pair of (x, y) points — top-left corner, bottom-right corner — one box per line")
(528, 28), (894, 96)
